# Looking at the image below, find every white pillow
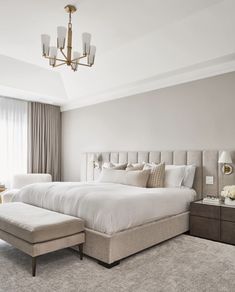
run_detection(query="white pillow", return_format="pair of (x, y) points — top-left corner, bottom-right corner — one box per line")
(99, 168), (150, 187)
(183, 165), (196, 188)
(102, 162), (127, 170)
(164, 165), (186, 187)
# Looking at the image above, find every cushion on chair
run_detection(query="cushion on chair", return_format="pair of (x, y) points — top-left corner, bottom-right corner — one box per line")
(12, 174), (52, 189)
(0, 203), (84, 244)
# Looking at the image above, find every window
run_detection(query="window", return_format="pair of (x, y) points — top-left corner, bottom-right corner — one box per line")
(0, 97), (27, 187)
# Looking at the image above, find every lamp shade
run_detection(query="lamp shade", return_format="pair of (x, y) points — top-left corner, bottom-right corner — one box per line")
(82, 32), (91, 55)
(90, 154), (99, 163)
(218, 151), (232, 164)
(72, 51), (81, 71)
(57, 26), (67, 49)
(41, 34), (50, 56)
(88, 46), (96, 66)
(49, 46), (57, 66)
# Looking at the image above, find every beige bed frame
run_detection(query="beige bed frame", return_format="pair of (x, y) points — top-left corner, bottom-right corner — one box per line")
(80, 150), (235, 266)
(84, 212), (189, 266)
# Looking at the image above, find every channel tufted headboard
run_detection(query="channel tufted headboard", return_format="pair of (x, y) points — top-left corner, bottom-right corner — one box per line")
(81, 150), (235, 200)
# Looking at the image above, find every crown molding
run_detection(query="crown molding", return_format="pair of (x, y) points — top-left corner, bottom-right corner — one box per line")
(61, 54), (235, 112)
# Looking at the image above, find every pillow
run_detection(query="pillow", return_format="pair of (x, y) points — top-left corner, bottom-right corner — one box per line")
(143, 163), (165, 188)
(164, 165), (186, 187)
(102, 162), (127, 170)
(126, 163), (145, 171)
(99, 168), (150, 187)
(183, 165), (196, 188)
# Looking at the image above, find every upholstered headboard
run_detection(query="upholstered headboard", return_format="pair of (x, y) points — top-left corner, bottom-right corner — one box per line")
(81, 150), (235, 200)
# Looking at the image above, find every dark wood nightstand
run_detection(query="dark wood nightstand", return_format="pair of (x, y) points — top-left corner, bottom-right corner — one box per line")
(190, 200), (235, 245)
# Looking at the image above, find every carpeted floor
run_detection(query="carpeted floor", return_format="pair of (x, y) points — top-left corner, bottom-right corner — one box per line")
(0, 235), (235, 292)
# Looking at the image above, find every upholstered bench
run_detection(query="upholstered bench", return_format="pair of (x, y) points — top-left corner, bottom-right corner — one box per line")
(0, 202), (85, 276)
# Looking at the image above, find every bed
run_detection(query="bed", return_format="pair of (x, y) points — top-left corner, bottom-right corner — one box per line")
(10, 149), (209, 267)
(13, 181), (196, 266)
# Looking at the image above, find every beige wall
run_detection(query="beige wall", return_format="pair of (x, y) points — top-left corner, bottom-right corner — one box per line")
(61, 72), (235, 181)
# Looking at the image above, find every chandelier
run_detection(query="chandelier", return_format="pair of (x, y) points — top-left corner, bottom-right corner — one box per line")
(41, 4), (96, 71)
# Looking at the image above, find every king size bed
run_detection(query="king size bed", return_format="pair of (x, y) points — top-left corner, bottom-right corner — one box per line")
(13, 182), (196, 267)
(10, 150), (209, 267)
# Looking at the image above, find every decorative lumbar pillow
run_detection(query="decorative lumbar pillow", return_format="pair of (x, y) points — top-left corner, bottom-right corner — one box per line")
(143, 163), (165, 188)
(102, 162), (127, 170)
(126, 163), (145, 171)
(182, 165), (196, 188)
(164, 165), (186, 187)
(99, 168), (150, 187)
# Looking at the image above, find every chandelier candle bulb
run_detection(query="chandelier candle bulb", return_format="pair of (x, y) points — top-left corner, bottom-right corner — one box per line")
(82, 32), (91, 55)
(41, 4), (96, 71)
(41, 34), (50, 56)
(49, 47), (57, 66)
(88, 46), (96, 66)
(72, 52), (81, 71)
(57, 26), (67, 49)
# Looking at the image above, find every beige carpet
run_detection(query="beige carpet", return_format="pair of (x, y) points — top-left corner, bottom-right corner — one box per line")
(0, 235), (235, 292)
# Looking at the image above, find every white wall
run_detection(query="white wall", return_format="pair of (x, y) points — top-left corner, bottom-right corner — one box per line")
(61, 72), (235, 181)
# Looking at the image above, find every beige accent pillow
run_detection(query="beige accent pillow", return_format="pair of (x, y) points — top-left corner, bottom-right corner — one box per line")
(99, 168), (150, 187)
(126, 163), (145, 171)
(102, 162), (127, 170)
(143, 163), (165, 188)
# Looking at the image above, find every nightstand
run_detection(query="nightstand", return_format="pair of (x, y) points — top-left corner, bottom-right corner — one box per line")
(190, 200), (235, 245)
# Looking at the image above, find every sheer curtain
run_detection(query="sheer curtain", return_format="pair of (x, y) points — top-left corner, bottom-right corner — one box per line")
(0, 97), (27, 187)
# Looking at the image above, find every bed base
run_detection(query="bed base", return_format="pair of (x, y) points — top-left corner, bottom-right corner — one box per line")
(98, 260), (120, 269)
(83, 211), (189, 266)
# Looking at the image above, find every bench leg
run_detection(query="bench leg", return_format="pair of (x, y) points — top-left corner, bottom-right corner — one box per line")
(78, 244), (83, 260)
(32, 257), (37, 277)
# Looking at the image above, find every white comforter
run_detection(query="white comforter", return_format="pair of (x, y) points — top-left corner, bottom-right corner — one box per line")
(12, 182), (196, 234)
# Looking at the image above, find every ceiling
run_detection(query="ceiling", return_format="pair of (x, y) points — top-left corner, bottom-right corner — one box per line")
(0, 0), (234, 110)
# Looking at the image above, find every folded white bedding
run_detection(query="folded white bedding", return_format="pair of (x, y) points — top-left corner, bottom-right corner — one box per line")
(12, 182), (196, 235)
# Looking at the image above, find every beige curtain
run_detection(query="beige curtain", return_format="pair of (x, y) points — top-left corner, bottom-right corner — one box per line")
(27, 102), (61, 181)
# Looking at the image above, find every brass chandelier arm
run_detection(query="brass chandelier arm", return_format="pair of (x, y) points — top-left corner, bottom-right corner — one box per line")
(60, 49), (68, 61)
(70, 55), (86, 63)
(78, 54), (87, 60)
(54, 62), (67, 67)
(77, 63), (92, 67)
(44, 56), (67, 63)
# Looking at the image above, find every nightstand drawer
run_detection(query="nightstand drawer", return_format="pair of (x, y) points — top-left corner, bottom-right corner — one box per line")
(221, 221), (235, 244)
(221, 207), (235, 222)
(190, 203), (220, 219)
(190, 216), (220, 241)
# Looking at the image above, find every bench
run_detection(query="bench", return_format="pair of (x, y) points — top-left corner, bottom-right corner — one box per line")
(0, 202), (85, 276)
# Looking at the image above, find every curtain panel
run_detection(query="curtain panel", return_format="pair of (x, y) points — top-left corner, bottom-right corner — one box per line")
(0, 97), (27, 187)
(28, 102), (61, 181)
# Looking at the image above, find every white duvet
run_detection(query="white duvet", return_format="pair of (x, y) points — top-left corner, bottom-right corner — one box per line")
(12, 182), (196, 235)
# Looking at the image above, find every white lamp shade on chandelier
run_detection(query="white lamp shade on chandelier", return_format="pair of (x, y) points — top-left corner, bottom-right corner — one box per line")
(41, 4), (96, 72)
(72, 51), (81, 71)
(57, 26), (67, 49)
(41, 34), (50, 56)
(88, 45), (96, 65)
(49, 47), (57, 66)
(82, 32), (91, 55)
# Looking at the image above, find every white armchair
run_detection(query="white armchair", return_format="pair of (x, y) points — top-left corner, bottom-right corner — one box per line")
(1, 173), (52, 203)
(12, 174), (52, 189)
